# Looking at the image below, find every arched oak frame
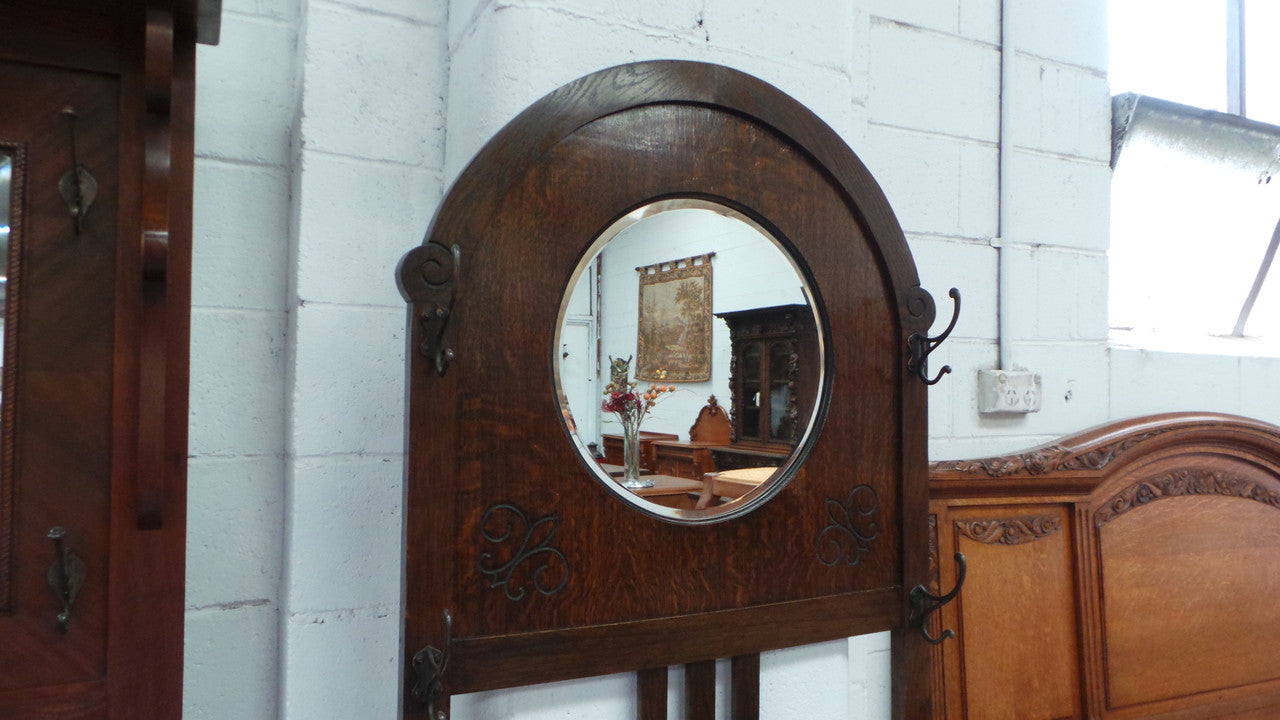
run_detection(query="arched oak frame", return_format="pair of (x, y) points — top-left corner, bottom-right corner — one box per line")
(399, 61), (942, 719)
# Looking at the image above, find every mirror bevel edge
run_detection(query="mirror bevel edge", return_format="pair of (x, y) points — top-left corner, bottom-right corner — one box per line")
(551, 195), (830, 525)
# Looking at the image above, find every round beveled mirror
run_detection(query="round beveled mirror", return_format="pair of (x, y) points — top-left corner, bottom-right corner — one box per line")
(554, 198), (824, 522)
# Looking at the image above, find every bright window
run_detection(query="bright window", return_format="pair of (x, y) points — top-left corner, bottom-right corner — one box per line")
(1109, 1), (1280, 351)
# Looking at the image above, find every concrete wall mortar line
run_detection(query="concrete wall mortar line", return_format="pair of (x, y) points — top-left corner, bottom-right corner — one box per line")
(869, 14), (1001, 50)
(315, 0), (446, 26)
(867, 120), (1000, 147)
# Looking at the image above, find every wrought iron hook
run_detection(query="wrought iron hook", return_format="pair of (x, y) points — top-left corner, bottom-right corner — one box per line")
(909, 552), (966, 645)
(46, 526), (86, 633)
(57, 108), (97, 236)
(412, 609), (453, 720)
(907, 288), (960, 385)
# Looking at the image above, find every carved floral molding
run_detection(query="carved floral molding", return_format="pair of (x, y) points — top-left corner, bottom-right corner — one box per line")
(1095, 468), (1280, 526)
(955, 515), (1062, 545)
(930, 430), (1166, 478)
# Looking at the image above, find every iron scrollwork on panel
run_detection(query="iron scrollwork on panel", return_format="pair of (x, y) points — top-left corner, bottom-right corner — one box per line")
(396, 240), (461, 375)
(816, 485), (880, 566)
(477, 503), (570, 601)
(411, 609), (452, 720)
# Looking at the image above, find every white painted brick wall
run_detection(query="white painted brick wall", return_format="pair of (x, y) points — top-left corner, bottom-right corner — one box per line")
(1005, 150), (1111, 251)
(868, 18), (1000, 142)
(182, 1), (1280, 719)
(279, 3), (448, 719)
(1008, 0), (1108, 72)
(866, 0), (999, 44)
(188, 3), (300, 719)
(859, 125), (998, 239)
(194, 14), (299, 166)
(444, 1), (868, 181)
(1010, 56), (1111, 162)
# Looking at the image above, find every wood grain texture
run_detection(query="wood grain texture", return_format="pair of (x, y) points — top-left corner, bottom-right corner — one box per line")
(637, 667), (667, 720)
(731, 653), (761, 720)
(0, 4), (202, 717)
(400, 61), (933, 717)
(685, 660), (715, 720)
(929, 413), (1280, 719)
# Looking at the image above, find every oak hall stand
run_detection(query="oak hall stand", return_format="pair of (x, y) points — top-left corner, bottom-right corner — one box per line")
(399, 62), (956, 719)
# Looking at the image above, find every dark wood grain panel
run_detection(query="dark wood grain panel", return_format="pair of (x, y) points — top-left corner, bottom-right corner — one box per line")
(448, 588), (899, 694)
(637, 667), (667, 720)
(685, 660), (715, 720)
(731, 653), (760, 720)
(0, 4), (205, 717)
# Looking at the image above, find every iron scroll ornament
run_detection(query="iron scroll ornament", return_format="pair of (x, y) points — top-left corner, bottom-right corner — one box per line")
(909, 552), (966, 645)
(476, 503), (570, 601)
(907, 287), (961, 385)
(396, 240), (461, 375)
(816, 485), (880, 566)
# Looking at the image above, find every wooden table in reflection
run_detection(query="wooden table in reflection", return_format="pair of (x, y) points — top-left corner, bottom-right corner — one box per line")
(616, 473), (704, 510)
(599, 462), (653, 478)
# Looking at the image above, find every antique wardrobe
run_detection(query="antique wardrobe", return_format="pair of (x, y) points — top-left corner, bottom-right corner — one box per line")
(0, 2), (216, 716)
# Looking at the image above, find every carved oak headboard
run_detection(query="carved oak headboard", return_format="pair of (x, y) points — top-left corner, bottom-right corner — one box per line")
(928, 413), (1280, 719)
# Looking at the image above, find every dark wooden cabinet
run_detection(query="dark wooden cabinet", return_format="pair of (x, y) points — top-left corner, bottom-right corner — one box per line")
(717, 304), (819, 451)
(0, 3), (215, 717)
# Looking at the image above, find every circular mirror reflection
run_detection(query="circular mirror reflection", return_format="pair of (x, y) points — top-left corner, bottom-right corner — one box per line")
(554, 199), (824, 522)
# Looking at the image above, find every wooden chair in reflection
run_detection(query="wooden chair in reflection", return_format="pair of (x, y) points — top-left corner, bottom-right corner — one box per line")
(695, 466), (775, 509)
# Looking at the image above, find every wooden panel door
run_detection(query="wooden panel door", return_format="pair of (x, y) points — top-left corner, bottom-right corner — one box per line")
(0, 2), (205, 714)
(0, 59), (119, 718)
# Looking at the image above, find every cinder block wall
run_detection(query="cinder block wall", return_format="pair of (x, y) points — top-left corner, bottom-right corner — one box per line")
(186, 1), (1280, 718)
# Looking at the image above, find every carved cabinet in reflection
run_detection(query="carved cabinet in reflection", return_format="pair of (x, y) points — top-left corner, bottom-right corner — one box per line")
(718, 304), (819, 454)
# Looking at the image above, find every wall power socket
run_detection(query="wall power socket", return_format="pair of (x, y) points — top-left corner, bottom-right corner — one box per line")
(978, 369), (1042, 414)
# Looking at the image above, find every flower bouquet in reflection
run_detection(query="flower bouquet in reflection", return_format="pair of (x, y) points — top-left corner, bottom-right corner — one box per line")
(602, 355), (675, 489)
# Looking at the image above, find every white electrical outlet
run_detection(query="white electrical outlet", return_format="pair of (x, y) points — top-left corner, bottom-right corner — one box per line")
(978, 369), (1042, 414)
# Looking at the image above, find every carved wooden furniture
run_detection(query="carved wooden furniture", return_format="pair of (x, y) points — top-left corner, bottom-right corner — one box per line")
(928, 413), (1280, 720)
(0, 3), (217, 717)
(398, 61), (947, 719)
(651, 396), (733, 480)
(601, 430), (678, 472)
(718, 304), (819, 450)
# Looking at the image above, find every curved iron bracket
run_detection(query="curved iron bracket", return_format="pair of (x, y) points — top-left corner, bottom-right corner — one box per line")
(909, 552), (966, 645)
(411, 609), (452, 720)
(397, 242), (461, 376)
(907, 287), (960, 385)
